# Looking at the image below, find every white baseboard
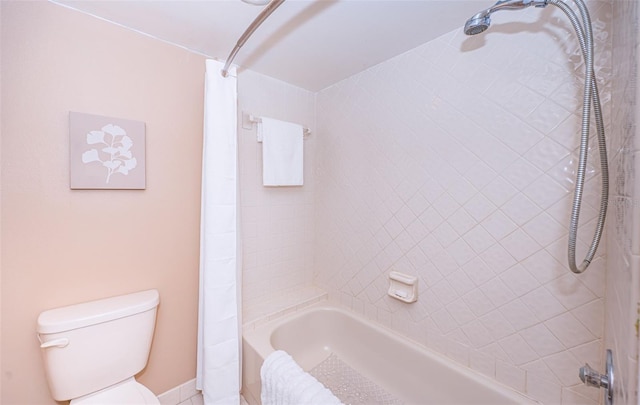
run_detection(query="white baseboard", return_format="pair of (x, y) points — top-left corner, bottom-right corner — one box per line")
(157, 378), (199, 405)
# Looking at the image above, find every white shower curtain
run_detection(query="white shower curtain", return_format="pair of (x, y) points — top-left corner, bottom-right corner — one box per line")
(197, 59), (241, 405)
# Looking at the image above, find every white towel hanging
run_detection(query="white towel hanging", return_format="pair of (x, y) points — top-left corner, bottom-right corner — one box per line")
(259, 117), (304, 186)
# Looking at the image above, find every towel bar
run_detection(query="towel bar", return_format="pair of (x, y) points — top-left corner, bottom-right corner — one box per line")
(242, 112), (310, 142)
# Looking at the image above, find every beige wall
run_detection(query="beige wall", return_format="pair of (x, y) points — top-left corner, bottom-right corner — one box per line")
(1, 2), (205, 404)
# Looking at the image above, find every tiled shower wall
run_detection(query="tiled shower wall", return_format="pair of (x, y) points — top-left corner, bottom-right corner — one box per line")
(607, 0), (640, 403)
(237, 70), (317, 318)
(315, 3), (611, 404)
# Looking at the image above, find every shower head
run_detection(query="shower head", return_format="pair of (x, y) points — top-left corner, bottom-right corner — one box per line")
(464, 12), (491, 35)
(463, 0), (549, 35)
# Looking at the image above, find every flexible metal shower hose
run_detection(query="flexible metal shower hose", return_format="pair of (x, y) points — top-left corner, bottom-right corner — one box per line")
(547, 0), (609, 273)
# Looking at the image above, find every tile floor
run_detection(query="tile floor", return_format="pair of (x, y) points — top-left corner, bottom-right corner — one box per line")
(177, 392), (249, 405)
(157, 377), (250, 405)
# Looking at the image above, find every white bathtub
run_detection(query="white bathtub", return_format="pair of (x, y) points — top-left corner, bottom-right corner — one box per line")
(242, 304), (537, 405)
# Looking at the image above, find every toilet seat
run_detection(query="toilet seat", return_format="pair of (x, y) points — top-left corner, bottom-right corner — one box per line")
(71, 378), (160, 405)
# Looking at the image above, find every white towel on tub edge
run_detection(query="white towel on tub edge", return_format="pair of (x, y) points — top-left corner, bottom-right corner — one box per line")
(260, 350), (343, 405)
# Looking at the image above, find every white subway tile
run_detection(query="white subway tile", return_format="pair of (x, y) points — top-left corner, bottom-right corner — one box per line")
(496, 360), (526, 392)
(526, 373), (562, 405)
(500, 229), (542, 262)
(545, 273), (597, 310)
(500, 298), (539, 331)
(520, 323), (565, 357)
(521, 287), (566, 321)
(543, 351), (582, 386)
(545, 312), (595, 349)
(499, 264), (540, 298)
(571, 299), (604, 338)
(481, 211), (518, 241)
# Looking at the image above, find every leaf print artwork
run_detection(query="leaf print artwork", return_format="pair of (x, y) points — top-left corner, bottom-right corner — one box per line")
(81, 124), (138, 184)
(70, 112), (145, 189)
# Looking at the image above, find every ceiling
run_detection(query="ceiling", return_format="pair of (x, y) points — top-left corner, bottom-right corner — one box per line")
(52, 0), (485, 91)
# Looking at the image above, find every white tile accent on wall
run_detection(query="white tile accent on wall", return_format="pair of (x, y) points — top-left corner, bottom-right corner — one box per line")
(314, 3), (612, 404)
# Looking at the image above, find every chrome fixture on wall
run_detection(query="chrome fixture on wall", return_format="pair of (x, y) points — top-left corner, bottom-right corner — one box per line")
(463, 0), (609, 274)
(463, 0), (548, 35)
(579, 349), (614, 405)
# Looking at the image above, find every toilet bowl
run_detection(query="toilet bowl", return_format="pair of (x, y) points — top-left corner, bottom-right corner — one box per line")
(37, 289), (160, 404)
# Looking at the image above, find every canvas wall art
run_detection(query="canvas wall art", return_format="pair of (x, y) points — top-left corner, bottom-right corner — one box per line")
(69, 112), (146, 189)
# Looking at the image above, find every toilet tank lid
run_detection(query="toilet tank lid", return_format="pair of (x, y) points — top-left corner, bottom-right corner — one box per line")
(37, 289), (159, 334)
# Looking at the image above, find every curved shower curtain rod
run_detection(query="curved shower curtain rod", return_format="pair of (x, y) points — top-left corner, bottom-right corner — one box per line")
(221, 0), (286, 77)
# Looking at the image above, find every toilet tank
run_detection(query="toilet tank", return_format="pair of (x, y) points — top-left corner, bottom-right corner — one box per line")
(37, 289), (160, 401)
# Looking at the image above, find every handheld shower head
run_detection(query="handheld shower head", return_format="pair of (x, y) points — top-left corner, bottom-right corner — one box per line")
(463, 0), (548, 35)
(464, 12), (491, 35)
(460, 0), (610, 275)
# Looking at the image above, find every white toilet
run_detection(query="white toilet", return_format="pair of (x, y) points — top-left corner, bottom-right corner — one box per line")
(37, 289), (161, 404)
